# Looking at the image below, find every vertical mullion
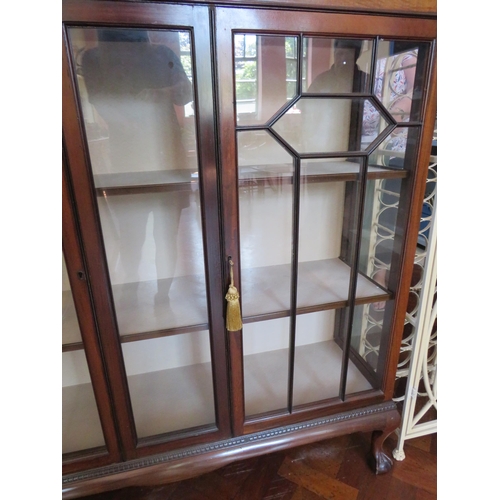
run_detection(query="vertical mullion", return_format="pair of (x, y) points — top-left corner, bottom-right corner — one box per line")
(338, 37), (379, 400)
(297, 34), (303, 96)
(337, 38), (379, 400)
(286, 34), (303, 414)
(369, 37), (380, 95)
(339, 155), (369, 401)
(287, 155), (301, 413)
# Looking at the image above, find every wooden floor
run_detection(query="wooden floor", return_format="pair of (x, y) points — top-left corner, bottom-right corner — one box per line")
(81, 429), (437, 500)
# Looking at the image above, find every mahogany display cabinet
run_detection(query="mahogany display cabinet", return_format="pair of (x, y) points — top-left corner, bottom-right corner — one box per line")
(62, 0), (437, 497)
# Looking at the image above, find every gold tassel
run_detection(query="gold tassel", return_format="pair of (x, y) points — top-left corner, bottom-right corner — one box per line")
(225, 259), (242, 332)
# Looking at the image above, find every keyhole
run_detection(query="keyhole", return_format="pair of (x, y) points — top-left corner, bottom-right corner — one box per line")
(77, 271), (85, 281)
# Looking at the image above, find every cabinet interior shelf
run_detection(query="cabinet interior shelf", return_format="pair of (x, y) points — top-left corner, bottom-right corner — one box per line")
(62, 258), (389, 351)
(93, 162), (407, 196)
(63, 338), (373, 453)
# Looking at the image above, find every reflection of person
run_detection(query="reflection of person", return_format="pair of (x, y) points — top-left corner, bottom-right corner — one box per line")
(82, 29), (193, 310)
(301, 40), (364, 153)
(82, 29), (193, 172)
(306, 40), (358, 94)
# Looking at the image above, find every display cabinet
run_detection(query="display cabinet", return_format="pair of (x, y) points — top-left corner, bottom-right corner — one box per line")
(62, 0), (436, 497)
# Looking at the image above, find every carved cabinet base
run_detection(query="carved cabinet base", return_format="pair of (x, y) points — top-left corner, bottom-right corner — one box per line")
(63, 402), (400, 499)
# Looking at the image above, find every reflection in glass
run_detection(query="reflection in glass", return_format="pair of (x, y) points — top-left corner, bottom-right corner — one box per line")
(69, 27), (215, 439)
(69, 27), (208, 335)
(235, 34), (298, 125)
(348, 299), (394, 390)
(96, 190), (208, 336)
(121, 331), (216, 438)
(373, 40), (420, 123)
(359, 177), (403, 288)
(243, 318), (290, 416)
(303, 38), (373, 94)
(368, 126), (419, 169)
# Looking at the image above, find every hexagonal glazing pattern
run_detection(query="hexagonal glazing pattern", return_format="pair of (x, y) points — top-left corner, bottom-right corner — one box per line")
(271, 97), (391, 154)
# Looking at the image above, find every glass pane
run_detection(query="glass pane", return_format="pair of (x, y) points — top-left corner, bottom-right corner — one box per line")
(69, 27), (215, 439)
(272, 97), (391, 154)
(121, 331), (215, 438)
(303, 38), (373, 94)
(243, 318), (290, 416)
(235, 34), (298, 126)
(374, 40), (422, 123)
(360, 136), (419, 286)
(63, 351), (106, 453)
(238, 130), (294, 319)
(368, 126), (419, 169)
(68, 27), (208, 336)
(293, 310), (373, 406)
(298, 160), (350, 310)
(348, 299), (395, 390)
(96, 190), (208, 336)
(62, 255), (105, 453)
(296, 159), (384, 310)
(359, 177), (403, 288)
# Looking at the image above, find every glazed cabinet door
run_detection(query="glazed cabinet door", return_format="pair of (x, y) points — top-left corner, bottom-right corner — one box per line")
(215, 7), (436, 433)
(62, 0), (230, 460)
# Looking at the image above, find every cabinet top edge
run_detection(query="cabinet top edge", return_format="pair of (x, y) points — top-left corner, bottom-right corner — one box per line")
(62, 0), (437, 19)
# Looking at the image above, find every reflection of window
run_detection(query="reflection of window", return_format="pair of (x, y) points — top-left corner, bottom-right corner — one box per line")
(285, 37), (296, 99)
(285, 37), (307, 99)
(235, 35), (306, 117)
(179, 32), (193, 80)
(235, 34), (258, 115)
(178, 31), (195, 118)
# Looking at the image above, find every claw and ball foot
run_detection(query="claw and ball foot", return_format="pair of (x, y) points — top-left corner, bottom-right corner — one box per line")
(368, 415), (400, 474)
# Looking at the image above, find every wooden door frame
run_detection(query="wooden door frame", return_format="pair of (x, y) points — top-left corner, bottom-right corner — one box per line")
(62, 0), (232, 461)
(214, 4), (436, 435)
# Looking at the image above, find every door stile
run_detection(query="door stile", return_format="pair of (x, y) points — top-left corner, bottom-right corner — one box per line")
(213, 7), (247, 436)
(191, 4), (232, 441)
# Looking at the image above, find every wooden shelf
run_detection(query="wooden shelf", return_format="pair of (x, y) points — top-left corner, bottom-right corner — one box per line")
(240, 161), (407, 188)
(63, 258), (388, 350)
(92, 162), (407, 196)
(114, 258), (388, 341)
(94, 169), (198, 196)
(62, 381), (106, 455)
(112, 275), (210, 342)
(244, 339), (373, 416)
(241, 258), (389, 322)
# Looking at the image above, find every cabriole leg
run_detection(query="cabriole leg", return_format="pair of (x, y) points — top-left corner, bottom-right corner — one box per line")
(368, 415), (400, 474)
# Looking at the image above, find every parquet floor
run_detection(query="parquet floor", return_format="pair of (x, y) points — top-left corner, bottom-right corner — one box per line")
(81, 430), (437, 500)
